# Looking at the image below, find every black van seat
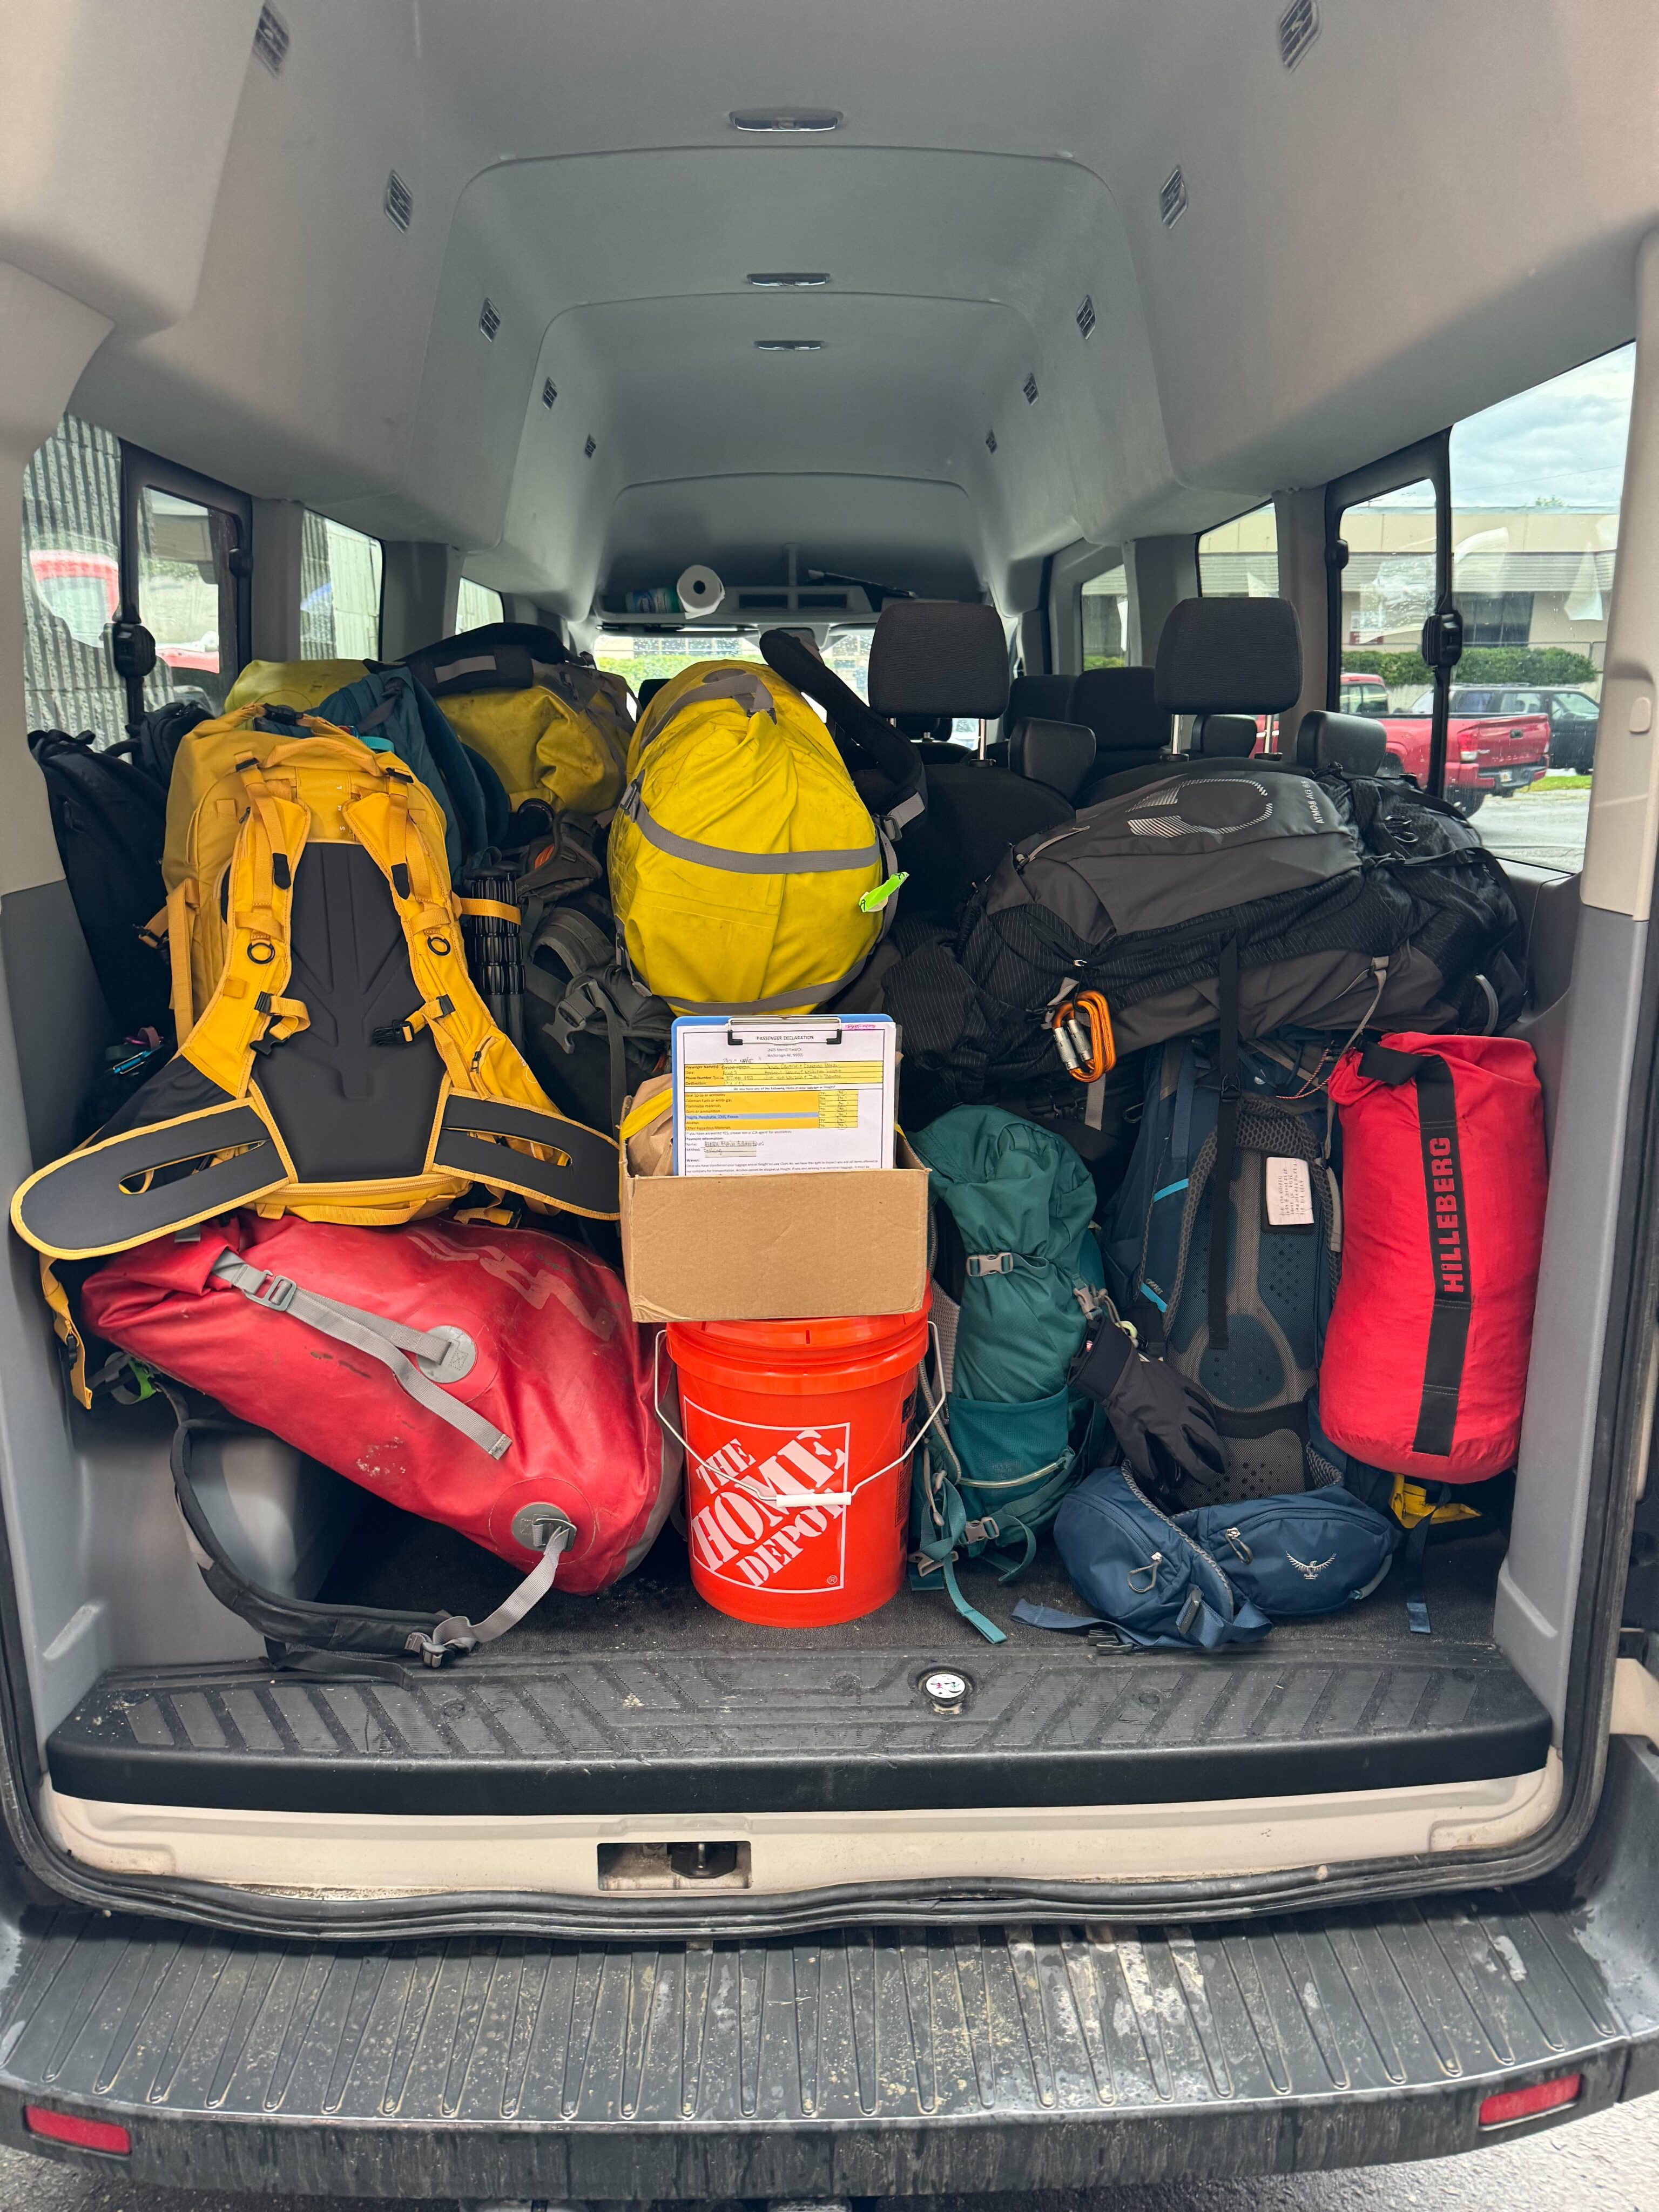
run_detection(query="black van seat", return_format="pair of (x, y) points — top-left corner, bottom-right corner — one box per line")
(1007, 717), (1097, 799)
(1190, 711), (1260, 758)
(1295, 707), (1390, 776)
(1078, 597), (1302, 805)
(1071, 665), (1169, 803)
(635, 675), (669, 710)
(864, 600), (1072, 914)
(1006, 672), (1076, 727)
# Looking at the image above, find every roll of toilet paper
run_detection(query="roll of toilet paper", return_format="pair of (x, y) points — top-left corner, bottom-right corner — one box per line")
(676, 563), (725, 617)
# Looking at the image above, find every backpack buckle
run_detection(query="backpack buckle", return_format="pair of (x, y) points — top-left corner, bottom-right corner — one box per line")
(252, 1272), (298, 1314)
(966, 1252), (1015, 1277)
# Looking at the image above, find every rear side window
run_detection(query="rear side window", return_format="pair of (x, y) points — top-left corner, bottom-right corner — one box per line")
(456, 579), (504, 630)
(1198, 503), (1279, 597)
(1081, 561), (1128, 668)
(1451, 342), (1633, 872)
(300, 515), (382, 658)
(20, 414), (127, 743)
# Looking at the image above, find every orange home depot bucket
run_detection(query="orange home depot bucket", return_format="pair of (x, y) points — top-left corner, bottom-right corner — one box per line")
(665, 1298), (933, 1627)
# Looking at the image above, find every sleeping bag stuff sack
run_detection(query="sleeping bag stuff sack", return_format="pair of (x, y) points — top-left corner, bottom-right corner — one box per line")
(1320, 1034), (1547, 1480)
(610, 659), (887, 1014)
(81, 1215), (681, 1665)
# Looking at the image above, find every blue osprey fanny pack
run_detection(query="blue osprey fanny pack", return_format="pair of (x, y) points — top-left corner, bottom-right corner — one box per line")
(1176, 1485), (1401, 1618)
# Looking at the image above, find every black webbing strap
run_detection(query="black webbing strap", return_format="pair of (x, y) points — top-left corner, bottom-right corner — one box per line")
(1358, 1044), (1471, 1458)
(1208, 940), (1242, 1350)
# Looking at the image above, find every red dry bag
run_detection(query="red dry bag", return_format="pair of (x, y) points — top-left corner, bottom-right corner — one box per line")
(1320, 1034), (1546, 1481)
(82, 1214), (678, 1663)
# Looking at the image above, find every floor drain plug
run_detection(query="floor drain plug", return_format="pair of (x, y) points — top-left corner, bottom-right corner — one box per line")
(922, 1668), (971, 1713)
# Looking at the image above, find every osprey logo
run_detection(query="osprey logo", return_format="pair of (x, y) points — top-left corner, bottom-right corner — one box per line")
(1286, 1550), (1337, 1581)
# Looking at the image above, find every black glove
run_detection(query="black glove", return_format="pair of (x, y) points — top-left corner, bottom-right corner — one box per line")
(1071, 1320), (1229, 1508)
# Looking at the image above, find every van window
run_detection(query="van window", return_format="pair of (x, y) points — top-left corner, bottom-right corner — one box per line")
(300, 515), (382, 658)
(1451, 342), (1634, 871)
(1198, 503), (1279, 597)
(592, 626), (882, 707)
(20, 414), (127, 743)
(1081, 561), (1128, 667)
(456, 579), (504, 630)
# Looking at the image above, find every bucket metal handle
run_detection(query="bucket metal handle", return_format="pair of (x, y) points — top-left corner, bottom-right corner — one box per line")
(651, 1324), (947, 1508)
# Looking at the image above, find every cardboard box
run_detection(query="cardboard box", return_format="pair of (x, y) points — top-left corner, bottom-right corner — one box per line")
(621, 1131), (930, 1324)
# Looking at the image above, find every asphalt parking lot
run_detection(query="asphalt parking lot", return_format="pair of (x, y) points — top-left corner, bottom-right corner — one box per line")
(1473, 786), (1591, 874)
(0, 2089), (1655, 2212)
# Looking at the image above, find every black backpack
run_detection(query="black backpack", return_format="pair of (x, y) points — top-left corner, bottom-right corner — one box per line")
(883, 759), (1524, 1110)
(29, 730), (171, 1033)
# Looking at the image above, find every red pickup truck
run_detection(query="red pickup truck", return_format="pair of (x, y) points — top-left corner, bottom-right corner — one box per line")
(1379, 683), (1551, 817)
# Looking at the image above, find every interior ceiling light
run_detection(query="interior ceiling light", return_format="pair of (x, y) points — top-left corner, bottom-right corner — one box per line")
(755, 339), (824, 353)
(747, 272), (831, 289)
(730, 107), (842, 133)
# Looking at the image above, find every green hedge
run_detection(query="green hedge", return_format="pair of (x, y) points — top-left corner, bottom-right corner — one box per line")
(1340, 645), (1597, 690)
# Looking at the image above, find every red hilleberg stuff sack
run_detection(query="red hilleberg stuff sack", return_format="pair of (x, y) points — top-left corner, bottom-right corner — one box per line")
(82, 1215), (679, 1666)
(1321, 1034), (1546, 1481)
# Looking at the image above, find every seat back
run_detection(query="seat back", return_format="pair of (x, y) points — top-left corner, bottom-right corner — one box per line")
(1006, 672), (1075, 729)
(1294, 709), (1390, 777)
(1190, 712), (1260, 758)
(1071, 665), (1168, 772)
(1007, 717), (1097, 799)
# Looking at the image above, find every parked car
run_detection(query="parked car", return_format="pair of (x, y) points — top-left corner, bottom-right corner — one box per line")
(1385, 685), (1552, 815)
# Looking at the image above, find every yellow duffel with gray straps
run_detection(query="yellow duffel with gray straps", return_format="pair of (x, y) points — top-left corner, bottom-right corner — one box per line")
(402, 623), (630, 817)
(609, 658), (896, 1014)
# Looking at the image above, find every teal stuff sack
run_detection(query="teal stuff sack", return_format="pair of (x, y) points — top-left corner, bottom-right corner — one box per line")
(909, 1107), (1103, 1638)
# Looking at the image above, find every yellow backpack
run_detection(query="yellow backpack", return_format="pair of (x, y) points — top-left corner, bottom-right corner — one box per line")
(609, 659), (897, 1014)
(12, 703), (617, 1271)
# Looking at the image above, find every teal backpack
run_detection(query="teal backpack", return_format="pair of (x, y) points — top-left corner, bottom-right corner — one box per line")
(909, 1107), (1103, 1641)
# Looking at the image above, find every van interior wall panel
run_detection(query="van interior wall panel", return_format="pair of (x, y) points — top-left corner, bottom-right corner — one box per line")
(1497, 901), (1649, 1727)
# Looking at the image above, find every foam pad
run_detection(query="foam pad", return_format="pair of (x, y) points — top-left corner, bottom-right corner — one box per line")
(1008, 717), (1098, 800)
(868, 602), (1009, 719)
(1294, 709), (1389, 777)
(1154, 597), (1303, 714)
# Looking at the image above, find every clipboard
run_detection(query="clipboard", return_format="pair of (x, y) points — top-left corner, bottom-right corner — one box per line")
(671, 1014), (898, 1177)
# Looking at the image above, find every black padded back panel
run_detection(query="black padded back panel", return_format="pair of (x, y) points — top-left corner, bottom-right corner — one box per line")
(1070, 665), (1167, 758)
(1294, 709), (1390, 777)
(257, 842), (443, 1181)
(868, 602), (1009, 719)
(1154, 597), (1303, 713)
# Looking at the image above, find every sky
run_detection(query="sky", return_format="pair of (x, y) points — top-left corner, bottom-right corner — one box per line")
(1364, 342), (1635, 512)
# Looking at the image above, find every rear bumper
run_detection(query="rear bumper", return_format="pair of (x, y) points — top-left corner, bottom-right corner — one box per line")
(4, 1736), (1659, 2195)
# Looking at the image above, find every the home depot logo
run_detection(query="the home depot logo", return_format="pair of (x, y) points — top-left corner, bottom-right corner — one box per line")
(684, 1408), (852, 1593)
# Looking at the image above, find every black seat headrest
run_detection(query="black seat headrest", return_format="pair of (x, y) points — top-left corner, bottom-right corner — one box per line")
(1008, 717), (1097, 801)
(1070, 665), (1168, 756)
(1190, 712), (1260, 758)
(1294, 709), (1388, 777)
(1154, 597), (1302, 714)
(1006, 672), (1075, 727)
(636, 676), (669, 709)
(867, 601), (1009, 719)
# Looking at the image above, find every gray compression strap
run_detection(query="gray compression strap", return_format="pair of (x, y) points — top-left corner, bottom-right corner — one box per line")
(411, 1517), (574, 1664)
(618, 784), (879, 874)
(210, 1252), (511, 1460)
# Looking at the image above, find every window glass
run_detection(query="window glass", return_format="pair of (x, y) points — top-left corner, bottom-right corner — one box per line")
(300, 514), (382, 659)
(456, 578), (504, 631)
(20, 414), (127, 742)
(1450, 342), (1634, 871)
(1198, 503), (1279, 597)
(1081, 561), (1128, 669)
(136, 487), (241, 714)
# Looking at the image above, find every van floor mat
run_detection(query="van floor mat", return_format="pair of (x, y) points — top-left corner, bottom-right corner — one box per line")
(48, 1546), (1548, 1815)
(0, 1886), (1639, 2195)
